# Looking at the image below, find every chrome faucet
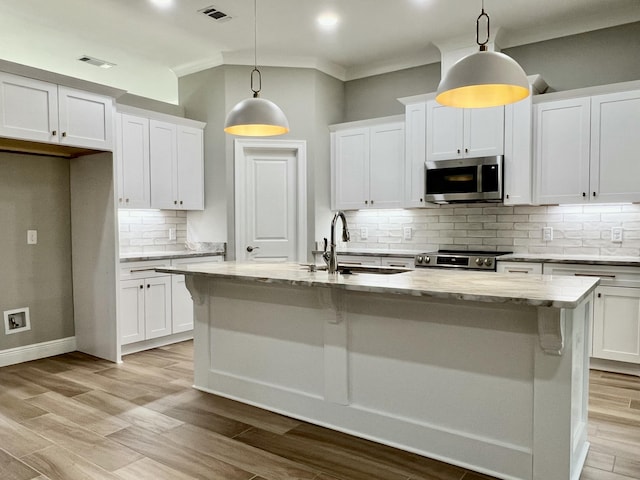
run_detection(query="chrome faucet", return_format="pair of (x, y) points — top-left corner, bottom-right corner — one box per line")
(323, 211), (350, 274)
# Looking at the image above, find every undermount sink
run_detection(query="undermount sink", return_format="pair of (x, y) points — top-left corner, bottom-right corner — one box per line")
(304, 264), (411, 275)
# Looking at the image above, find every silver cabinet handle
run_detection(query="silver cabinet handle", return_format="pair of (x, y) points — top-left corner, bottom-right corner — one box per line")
(130, 268), (158, 273)
(573, 273), (616, 279)
(507, 269), (530, 274)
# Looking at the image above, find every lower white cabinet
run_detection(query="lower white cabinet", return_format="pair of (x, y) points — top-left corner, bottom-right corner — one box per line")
(496, 261), (542, 275)
(119, 255), (223, 346)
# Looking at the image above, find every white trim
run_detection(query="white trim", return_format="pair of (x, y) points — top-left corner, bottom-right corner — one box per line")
(0, 336), (77, 367)
(115, 104), (206, 129)
(328, 115), (405, 132)
(590, 359), (640, 377)
(234, 139), (308, 263)
(120, 330), (194, 357)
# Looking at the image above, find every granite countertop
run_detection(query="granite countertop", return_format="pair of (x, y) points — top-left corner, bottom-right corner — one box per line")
(120, 250), (225, 263)
(156, 261), (599, 309)
(499, 253), (640, 267)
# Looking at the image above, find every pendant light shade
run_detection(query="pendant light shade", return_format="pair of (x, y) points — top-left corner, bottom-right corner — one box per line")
(436, 3), (529, 109)
(223, 0), (289, 136)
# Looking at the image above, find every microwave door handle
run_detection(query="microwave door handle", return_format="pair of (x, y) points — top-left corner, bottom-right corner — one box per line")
(477, 164), (483, 193)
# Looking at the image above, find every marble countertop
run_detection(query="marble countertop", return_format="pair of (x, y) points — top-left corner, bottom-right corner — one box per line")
(499, 253), (640, 267)
(156, 261), (599, 309)
(120, 250), (225, 263)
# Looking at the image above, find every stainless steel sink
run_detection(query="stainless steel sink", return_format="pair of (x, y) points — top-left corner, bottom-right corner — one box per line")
(303, 264), (411, 275)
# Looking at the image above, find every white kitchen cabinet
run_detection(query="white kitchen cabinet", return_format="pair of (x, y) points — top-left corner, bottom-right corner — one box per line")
(503, 95), (533, 205)
(331, 118), (405, 210)
(496, 261), (542, 274)
(116, 113), (150, 208)
(426, 101), (504, 161)
(170, 256), (223, 334)
(380, 257), (415, 269)
(404, 102), (426, 207)
(534, 89), (640, 205)
(119, 279), (146, 345)
(593, 286), (640, 364)
(119, 273), (171, 345)
(0, 72), (113, 150)
(150, 120), (204, 210)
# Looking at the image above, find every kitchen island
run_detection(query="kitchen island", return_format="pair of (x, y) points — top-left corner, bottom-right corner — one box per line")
(156, 262), (599, 480)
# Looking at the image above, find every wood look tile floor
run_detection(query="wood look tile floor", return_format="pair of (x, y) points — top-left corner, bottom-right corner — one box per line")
(1, 342), (639, 480)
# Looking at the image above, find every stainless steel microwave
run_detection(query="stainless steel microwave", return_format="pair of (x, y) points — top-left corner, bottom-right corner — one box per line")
(424, 155), (503, 204)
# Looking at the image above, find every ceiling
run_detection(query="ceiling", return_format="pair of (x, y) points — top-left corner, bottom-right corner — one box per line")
(1, 0), (639, 104)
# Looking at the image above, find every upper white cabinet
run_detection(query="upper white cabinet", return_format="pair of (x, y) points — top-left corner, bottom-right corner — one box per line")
(503, 95), (534, 205)
(426, 101), (504, 161)
(331, 118), (405, 210)
(150, 120), (204, 210)
(404, 102), (426, 207)
(0, 72), (113, 150)
(116, 113), (150, 208)
(534, 89), (640, 204)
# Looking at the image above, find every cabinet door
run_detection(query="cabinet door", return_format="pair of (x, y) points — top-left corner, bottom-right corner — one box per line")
(504, 96), (532, 205)
(590, 90), (640, 203)
(58, 86), (113, 150)
(119, 279), (145, 345)
(496, 261), (542, 274)
(150, 120), (178, 209)
(0, 72), (58, 143)
(404, 103), (426, 207)
(369, 122), (405, 209)
(534, 98), (590, 204)
(176, 125), (204, 210)
(171, 275), (194, 334)
(144, 276), (172, 340)
(332, 128), (370, 210)
(426, 101), (464, 161)
(593, 286), (640, 364)
(117, 114), (150, 208)
(464, 106), (504, 158)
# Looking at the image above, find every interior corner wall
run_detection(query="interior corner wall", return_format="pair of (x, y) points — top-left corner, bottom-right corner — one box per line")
(0, 152), (74, 350)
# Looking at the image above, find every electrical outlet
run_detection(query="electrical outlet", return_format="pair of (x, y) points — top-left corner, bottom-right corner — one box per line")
(611, 227), (623, 243)
(169, 228), (176, 241)
(403, 227), (412, 240)
(543, 227), (553, 242)
(27, 230), (37, 245)
(360, 227), (368, 240)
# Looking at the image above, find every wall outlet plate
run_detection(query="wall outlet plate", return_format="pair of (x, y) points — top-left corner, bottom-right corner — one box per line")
(360, 227), (368, 240)
(169, 228), (176, 241)
(403, 227), (412, 240)
(27, 230), (37, 245)
(611, 227), (623, 243)
(543, 227), (553, 242)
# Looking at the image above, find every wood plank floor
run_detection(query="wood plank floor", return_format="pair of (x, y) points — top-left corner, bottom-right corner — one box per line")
(1, 341), (639, 480)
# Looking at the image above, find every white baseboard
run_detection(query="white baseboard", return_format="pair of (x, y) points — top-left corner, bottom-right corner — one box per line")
(120, 331), (193, 356)
(591, 358), (640, 377)
(0, 337), (77, 367)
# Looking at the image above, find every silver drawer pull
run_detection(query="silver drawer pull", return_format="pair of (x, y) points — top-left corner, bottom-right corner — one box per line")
(507, 269), (530, 273)
(341, 262), (362, 265)
(129, 268), (161, 273)
(573, 273), (616, 279)
(387, 264), (406, 268)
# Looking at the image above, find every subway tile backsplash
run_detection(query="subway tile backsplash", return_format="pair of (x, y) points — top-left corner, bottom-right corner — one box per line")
(342, 204), (640, 256)
(118, 209), (187, 254)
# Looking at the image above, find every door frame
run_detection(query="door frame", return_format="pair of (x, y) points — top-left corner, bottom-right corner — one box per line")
(234, 138), (307, 262)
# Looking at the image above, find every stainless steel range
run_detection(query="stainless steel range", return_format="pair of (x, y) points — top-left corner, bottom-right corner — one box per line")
(414, 250), (512, 271)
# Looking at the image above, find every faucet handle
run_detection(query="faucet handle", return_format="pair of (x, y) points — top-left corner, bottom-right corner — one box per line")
(323, 237), (328, 252)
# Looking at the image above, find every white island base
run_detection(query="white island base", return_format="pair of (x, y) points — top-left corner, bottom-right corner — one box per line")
(183, 270), (593, 480)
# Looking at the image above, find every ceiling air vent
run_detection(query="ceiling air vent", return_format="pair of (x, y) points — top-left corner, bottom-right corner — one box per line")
(78, 55), (116, 69)
(198, 5), (232, 22)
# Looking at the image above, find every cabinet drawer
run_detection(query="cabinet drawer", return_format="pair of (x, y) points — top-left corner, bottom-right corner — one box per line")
(381, 257), (415, 269)
(337, 255), (381, 266)
(120, 260), (171, 280)
(542, 263), (640, 287)
(497, 261), (542, 275)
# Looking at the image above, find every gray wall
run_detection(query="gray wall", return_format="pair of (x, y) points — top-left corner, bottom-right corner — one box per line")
(179, 65), (344, 260)
(0, 153), (74, 349)
(344, 21), (640, 121)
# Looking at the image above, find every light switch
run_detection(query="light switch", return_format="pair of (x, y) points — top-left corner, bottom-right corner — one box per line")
(169, 228), (176, 241)
(403, 227), (412, 240)
(27, 230), (37, 245)
(360, 227), (368, 240)
(611, 227), (623, 243)
(542, 227), (553, 242)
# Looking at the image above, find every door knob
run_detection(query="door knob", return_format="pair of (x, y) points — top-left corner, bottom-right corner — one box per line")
(246, 246), (260, 252)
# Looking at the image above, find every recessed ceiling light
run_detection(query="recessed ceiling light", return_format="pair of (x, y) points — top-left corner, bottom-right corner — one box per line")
(150, 0), (173, 9)
(317, 13), (339, 28)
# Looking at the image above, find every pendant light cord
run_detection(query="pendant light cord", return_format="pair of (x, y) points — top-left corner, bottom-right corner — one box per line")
(251, 0), (262, 98)
(476, 0), (490, 51)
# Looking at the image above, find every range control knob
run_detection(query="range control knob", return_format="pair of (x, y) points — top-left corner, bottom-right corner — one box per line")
(424, 256), (430, 264)
(475, 257), (483, 266)
(484, 258), (493, 267)
(416, 256), (424, 264)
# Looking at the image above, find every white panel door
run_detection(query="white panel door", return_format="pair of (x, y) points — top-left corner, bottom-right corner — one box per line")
(404, 102), (426, 207)
(176, 125), (204, 210)
(593, 286), (640, 364)
(369, 122), (405, 209)
(58, 86), (113, 150)
(150, 120), (178, 209)
(0, 72), (58, 143)
(427, 102), (464, 161)
(117, 114), (150, 208)
(590, 90), (640, 203)
(535, 98), (591, 204)
(144, 276), (172, 340)
(171, 275), (194, 334)
(332, 128), (370, 210)
(464, 106), (504, 158)
(119, 279), (145, 345)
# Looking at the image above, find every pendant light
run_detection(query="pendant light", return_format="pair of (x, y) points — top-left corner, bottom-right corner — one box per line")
(436, 1), (529, 108)
(224, 0), (289, 136)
